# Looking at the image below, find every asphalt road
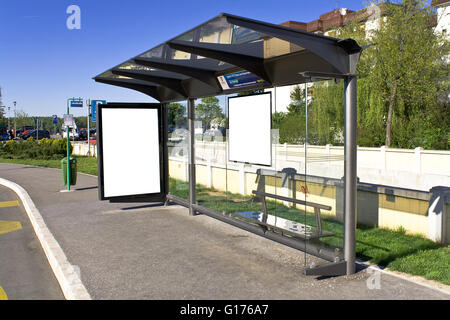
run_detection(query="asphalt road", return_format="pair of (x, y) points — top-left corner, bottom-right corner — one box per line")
(0, 184), (63, 300)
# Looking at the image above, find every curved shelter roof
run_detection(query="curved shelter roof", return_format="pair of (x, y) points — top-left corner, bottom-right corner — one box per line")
(94, 13), (362, 103)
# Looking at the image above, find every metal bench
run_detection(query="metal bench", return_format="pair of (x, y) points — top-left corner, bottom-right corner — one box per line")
(231, 190), (334, 241)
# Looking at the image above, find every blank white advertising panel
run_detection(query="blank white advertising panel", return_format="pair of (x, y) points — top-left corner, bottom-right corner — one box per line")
(228, 92), (272, 166)
(101, 107), (161, 198)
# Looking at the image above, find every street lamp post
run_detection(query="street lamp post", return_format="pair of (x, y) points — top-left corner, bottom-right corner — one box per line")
(13, 101), (16, 139)
(7, 106), (10, 135)
(66, 98), (71, 191)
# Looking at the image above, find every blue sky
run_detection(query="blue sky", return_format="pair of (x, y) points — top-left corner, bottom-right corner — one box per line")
(0, 0), (375, 117)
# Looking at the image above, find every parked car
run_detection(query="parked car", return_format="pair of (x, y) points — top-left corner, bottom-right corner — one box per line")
(78, 129), (87, 141)
(21, 129), (33, 137)
(0, 132), (10, 141)
(79, 128), (96, 141)
(16, 126), (35, 138)
(22, 129), (50, 140)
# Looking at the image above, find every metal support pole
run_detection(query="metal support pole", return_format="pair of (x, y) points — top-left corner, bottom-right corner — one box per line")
(187, 98), (196, 215)
(162, 103), (169, 198)
(344, 75), (357, 275)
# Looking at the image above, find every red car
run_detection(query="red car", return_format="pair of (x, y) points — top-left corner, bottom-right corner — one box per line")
(21, 129), (32, 137)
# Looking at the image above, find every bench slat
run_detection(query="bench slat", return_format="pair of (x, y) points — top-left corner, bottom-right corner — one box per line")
(230, 212), (334, 240)
(252, 190), (332, 211)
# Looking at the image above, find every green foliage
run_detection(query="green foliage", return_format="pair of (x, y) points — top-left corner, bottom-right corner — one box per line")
(271, 111), (286, 130)
(287, 85), (306, 114)
(168, 103), (187, 126)
(195, 97), (225, 129)
(291, 0), (450, 150)
(0, 138), (72, 160)
(0, 155), (97, 176)
(278, 113), (306, 144)
(368, 0), (449, 148)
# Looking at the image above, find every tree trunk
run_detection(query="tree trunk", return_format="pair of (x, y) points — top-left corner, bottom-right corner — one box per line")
(385, 82), (398, 148)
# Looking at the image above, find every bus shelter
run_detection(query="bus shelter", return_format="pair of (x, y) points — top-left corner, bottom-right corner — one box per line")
(93, 13), (364, 276)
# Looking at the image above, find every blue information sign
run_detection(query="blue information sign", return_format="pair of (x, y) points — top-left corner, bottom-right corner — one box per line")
(217, 71), (264, 90)
(52, 115), (58, 125)
(70, 100), (83, 108)
(91, 100), (106, 123)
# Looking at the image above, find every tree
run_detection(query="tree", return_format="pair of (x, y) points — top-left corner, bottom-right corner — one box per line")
(370, 0), (449, 147)
(195, 97), (225, 129)
(299, 0), (449, 149)
(168, 103), (186, 126)
(14, 110), (32, 128)
(287, 85), (306, 114)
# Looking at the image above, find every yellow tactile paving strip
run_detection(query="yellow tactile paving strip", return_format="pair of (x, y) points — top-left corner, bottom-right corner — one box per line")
(0, 220), (23, 235)
(0, 199), (21, 298)
(0, 200), (19, 208)
(0, 286), (7, 300)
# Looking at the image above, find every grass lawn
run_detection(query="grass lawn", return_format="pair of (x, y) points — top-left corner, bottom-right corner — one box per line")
(1, 157), (448, 285)
(0, 156), (98, 176)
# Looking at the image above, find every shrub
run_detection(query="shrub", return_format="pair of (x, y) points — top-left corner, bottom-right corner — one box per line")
(0, 138), (73, 160)
(51, 138), (73, 156)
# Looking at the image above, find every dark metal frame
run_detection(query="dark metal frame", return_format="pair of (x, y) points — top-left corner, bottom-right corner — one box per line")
(97, 102), (168, 203)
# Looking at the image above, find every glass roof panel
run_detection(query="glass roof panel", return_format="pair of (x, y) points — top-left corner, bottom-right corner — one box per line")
(133, 15), (308, 74)
(198, 16), (235, 44)
(139, 44), (165, 59)
(115, 62), (190, 80)
(96, 70), (147, 82)
(96, 13), (361, 102)
(117, 62), (155, 72)
(97, 70), (122, 78)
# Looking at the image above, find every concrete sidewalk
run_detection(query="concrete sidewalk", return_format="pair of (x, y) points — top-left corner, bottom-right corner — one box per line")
(0, 163), (448, 300)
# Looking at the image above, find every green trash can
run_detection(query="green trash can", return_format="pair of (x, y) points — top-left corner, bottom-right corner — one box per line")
(61, 156), (77, 186)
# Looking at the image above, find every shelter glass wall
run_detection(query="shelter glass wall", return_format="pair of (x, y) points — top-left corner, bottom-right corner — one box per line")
(180, 83), (345, 265)
(303, 81), (345, 260)
(167, 101), (189, 200)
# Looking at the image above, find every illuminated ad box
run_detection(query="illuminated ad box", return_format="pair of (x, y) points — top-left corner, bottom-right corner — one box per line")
(97, 103), (167, 202)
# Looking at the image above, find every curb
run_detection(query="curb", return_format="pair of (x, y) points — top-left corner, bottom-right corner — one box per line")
(0, 177), (91, 300)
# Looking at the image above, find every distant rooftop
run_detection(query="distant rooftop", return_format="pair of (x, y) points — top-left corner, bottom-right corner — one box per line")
(282, 1), (441, 34)
(432, 0), (450, 7)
